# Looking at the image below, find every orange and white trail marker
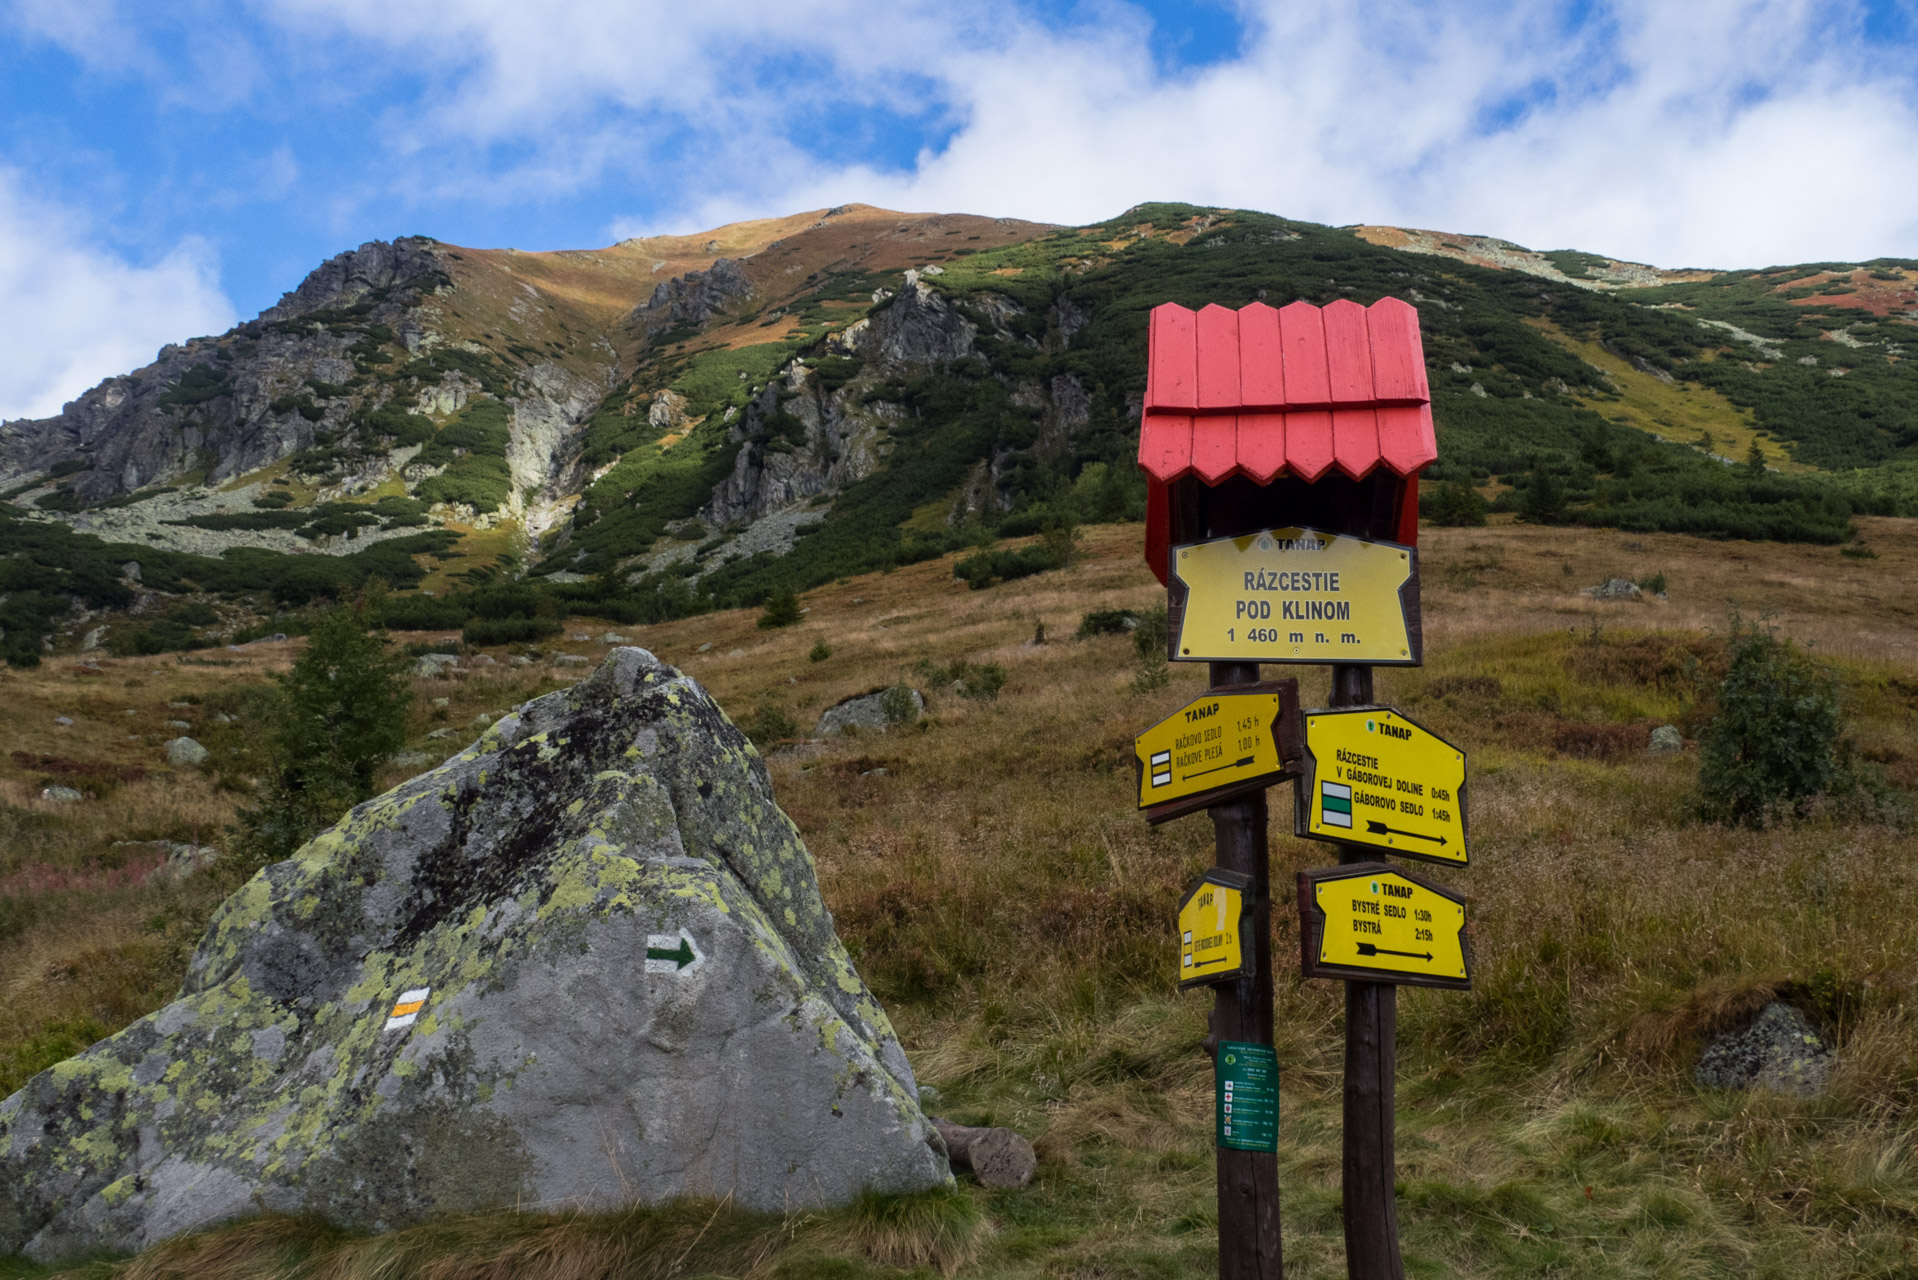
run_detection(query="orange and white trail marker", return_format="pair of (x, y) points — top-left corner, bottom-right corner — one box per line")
(384, 987), (430, 1031)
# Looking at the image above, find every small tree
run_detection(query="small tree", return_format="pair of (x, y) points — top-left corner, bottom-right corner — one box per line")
(236, 589), (413, 868)
(1696, 618), (1843, 826)
(1427, 479), (1489, 527)
(1519, 463), (1566, 524)
(1745, 440), (1767, 479)
(758, 588), (802, 629)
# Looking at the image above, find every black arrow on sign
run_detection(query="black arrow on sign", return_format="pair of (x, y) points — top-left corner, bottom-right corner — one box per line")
(1185, 755), (1255, 780)
(1191, 953), (1233, 969)
(1357, 942), (1433, 961)
(1365, 820), (1447, 845)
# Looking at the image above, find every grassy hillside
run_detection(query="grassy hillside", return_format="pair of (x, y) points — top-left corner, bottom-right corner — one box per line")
(3, 514), (1916, 1278)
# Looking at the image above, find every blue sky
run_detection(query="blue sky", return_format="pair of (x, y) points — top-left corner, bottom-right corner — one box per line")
(3, 0), (1917, 420)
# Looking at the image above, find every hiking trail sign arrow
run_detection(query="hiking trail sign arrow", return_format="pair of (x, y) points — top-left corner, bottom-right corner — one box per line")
(1166, 527), (1421, 667)
(1178, 868), (1253, 990)
(1297, 862), (1471, 989)
(1294, 704), (1467, 866)
(1134, 680), (1302, 824)
(645, 930), (705, 975)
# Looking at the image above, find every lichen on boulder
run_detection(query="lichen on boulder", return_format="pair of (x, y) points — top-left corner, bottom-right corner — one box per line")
(0, 648), (948, 1263)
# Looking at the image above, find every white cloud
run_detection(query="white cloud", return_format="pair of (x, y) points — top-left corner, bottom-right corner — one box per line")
(0, 171), (236, 422)
(248, 0), (1918, 266)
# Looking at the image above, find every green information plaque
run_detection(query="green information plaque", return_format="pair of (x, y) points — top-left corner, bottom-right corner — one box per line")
(1215, 1040), (1279, 1152)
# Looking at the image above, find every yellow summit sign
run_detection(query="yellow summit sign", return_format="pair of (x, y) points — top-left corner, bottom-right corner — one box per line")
(1167, 528), (1421, 666)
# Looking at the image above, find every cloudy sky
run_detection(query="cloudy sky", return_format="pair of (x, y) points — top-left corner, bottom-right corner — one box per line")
(3, 0), (1916, 420)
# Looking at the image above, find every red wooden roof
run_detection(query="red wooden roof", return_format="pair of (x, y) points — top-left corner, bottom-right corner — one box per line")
(1138, 298), (1436, 484)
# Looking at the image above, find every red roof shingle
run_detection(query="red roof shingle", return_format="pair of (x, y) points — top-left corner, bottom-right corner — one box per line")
(1138, 298), (1436, 485)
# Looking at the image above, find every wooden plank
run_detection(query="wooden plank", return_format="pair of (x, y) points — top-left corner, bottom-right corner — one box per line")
(1190, 415), (1239, 484)
(1376, 404), (1437, 475)
(1322, 299), (1375, 403)
(1366, 297), (1430, 404)
(1237, 302), (1286, 408)
(1143, 481), (1170, 586)
(1278, 301), (1332, 405)
(1196, 304), (1243, 410)
(1237, 411), (1288, 484)
(1137, 414), (1193, 482)
(1283, 409), (1335, 481)
(1331, 407), (1381, 479)
(1148, 304), (1199, 411)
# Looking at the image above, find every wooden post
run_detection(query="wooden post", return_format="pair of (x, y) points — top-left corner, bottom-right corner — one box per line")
(1209, 658), (1283, 1280)
(1329, 663), (1403, 1280)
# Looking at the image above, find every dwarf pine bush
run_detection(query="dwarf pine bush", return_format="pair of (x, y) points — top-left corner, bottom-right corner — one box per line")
(1696, 618), (1843, 826)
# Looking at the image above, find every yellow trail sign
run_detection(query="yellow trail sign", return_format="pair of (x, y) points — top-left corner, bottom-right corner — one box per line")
(1297, 862), (1471, 989)
(1167, 528), (1421, 666)
(1134, 680), (1302, 823)
(1295, 706), (1467, 866)
(1178, 868), (1253, 990)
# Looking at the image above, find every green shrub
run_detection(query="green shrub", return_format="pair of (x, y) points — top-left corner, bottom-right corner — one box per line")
(953, 544), (1062, 589)
(462, 616), (561, 646)
(1426, 479), (1489, 527)
(1519, 463), (1567, 524)
(758, 589), (802, 628)
(740, 703), (800, 746)
(809, 640), (833, 663)
(1076, 608), (1142, 638)
(1696, 618), (1844, 826)
(880, 685), (920, 725)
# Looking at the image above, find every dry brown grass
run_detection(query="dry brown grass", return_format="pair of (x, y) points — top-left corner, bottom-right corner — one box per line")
(6, 517), (1918, 1277)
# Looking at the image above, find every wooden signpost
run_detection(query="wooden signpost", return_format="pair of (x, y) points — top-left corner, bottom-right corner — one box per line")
(1133, 298), (1471, 1280)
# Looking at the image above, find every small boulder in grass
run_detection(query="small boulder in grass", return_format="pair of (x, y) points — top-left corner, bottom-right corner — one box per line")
(1649, 725), (1683, 753)
(932, 1118), (1037, 1188)
(40, 786), (84, 804)
(165, 737), (209, 767)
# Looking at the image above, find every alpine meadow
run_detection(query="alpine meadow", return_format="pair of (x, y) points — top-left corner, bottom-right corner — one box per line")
(0, 201), (1916, 1279)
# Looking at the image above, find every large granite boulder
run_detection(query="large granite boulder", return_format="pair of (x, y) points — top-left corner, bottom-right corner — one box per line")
(0, 649), (947, 1262)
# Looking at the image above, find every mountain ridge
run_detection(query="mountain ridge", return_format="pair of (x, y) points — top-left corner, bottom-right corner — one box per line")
(0, 201), (1913, 662)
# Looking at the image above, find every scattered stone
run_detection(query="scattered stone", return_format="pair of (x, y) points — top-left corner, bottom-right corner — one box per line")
(470, 655), (497, 666)
(469, 713), (493, 729)
(861, 768), (889, 778)
(850, 598), (865, 605)
(165, 720), (192, 730)
(697, 642), (713, 652)
(120, 561), (142, 584)
(932, 1118), (1037, 1189)
(53, 716), (73, 727)
(571, 632), (590, 641)
(124, 709), (137, 716)
(600, 633), (630, 645)
(509, 655), (533, 666)
(0, 647), (945, 1259)
(413, 658), (447, 678)
(212, 713), (236, 724)
(1587, 578), (1643, 600)
(165, 737), (209, 767)
(430, 697), (450, 709)
(426, 728), (456, 740)
(81, 626), (107, 651)
(40, 786), (84, 803)
(1649, 725), (1684, 753)
(554, 654), (589, 666)
(168, 701), (192, 709)
(156, 844), (221, 881)
(815, 688), (924, 737)
(1696, 1002), (1832, 1098)
(727, 648), (746, 658)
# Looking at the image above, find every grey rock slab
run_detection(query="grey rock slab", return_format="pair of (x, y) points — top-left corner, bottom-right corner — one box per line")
(165, 738), (209, 767)
(600, 633), (629, 645)
(0, 648), (946, 1261)
(815, 688), (924, 737)
(39, 787), (84, 803)
(1695, 1002), (1832, 1098)
(1648, 725), (1683, 753)
(1588, 578), (1643, 600)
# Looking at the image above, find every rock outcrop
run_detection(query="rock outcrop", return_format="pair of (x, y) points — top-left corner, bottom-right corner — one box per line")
(0, 649), (947, 1262)
(636, 258), (755, 334)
